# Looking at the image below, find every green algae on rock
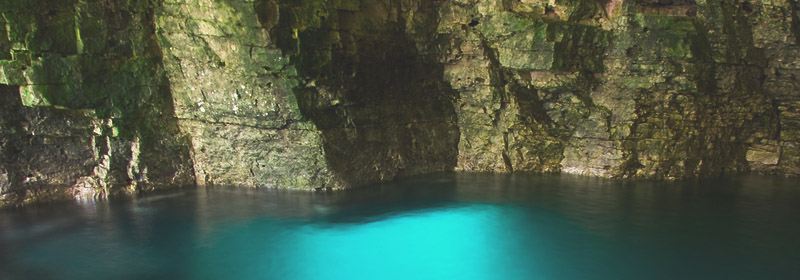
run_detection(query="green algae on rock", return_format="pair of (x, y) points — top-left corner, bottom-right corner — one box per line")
(156, 0), (335, 190)
(0, 0), (194, 207)
(2, 0), (800, 207)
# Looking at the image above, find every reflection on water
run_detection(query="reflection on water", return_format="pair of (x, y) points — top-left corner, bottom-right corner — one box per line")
(1, 173), (799, 279)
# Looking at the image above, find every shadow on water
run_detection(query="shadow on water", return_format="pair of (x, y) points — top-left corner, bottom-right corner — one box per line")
(1, 173), (799, 280)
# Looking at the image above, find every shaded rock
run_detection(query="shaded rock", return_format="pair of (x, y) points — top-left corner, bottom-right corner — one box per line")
(2, 0), (800, 207)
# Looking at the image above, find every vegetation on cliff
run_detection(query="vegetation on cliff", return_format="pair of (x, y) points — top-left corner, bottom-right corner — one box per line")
(1, 0), (799, 207)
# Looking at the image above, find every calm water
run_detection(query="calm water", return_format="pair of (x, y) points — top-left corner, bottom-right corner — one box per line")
(1, 173), (799, 280)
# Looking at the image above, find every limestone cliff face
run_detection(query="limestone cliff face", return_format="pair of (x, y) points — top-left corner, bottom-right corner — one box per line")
(1, 0), (799, 206)
(437, 0), (800, 179)
(0, 0), (195, 207)
(155, 0), (335, 190)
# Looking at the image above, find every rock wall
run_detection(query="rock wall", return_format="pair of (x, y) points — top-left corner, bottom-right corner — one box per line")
(437, 0), (800, 178)
(273, 0), (460, 186)
(0, 0), (195, 207)
(155, 0), (335, 189)
(1, 0), (799, 206)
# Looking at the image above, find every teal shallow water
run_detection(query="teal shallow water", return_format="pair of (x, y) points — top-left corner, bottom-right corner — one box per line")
(1, 173), (799, 279)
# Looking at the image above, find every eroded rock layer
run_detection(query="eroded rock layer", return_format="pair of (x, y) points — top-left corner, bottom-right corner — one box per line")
(2, 0), (799, 206)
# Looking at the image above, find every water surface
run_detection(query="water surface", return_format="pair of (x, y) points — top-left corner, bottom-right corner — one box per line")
(1, 173), (799, 279)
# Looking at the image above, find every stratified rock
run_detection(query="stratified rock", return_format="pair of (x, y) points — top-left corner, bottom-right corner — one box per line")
(0, 0), (194, 207)
(436, 0), (799, 178)
(2, 0), (800, 207)
(156, 0), (335, 189)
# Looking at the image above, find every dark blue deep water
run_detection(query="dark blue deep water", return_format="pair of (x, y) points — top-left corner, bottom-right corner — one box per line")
(1, 173), (800, 280)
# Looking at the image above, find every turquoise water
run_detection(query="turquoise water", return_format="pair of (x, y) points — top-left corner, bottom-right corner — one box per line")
(1, 173), (799, 279)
